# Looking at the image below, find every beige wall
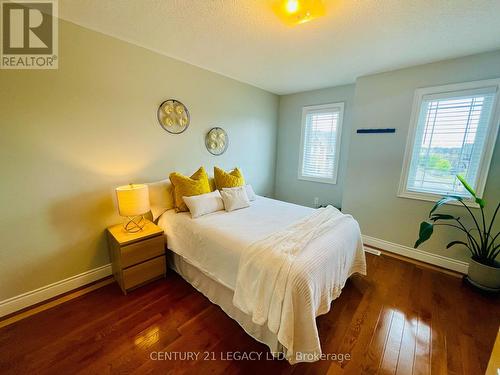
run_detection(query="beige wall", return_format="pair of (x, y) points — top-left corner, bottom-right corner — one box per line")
(342, 50), (500, 262)
(274, 85), (355, 208)
(0, 20), (278, 300)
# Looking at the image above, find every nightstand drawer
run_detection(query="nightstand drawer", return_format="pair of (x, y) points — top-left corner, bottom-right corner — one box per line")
(121, 235), (164, 268)
(123, 256), (166, 290)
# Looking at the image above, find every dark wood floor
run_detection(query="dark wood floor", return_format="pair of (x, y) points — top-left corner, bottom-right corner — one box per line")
(0, 254), (498, 374)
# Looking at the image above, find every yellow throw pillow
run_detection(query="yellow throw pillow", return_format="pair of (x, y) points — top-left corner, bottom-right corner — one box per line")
(169, 167), (211, 212)
(208, 177), (216, 192)
(214, 166), (245, 190)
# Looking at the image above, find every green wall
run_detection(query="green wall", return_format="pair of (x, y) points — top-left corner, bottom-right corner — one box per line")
(342, 50), (500, 262)
(0, 20), (279, 301)
(1, 18), (499, 303)
(274, 50), (500, 264)
(274, 85), (355, 208)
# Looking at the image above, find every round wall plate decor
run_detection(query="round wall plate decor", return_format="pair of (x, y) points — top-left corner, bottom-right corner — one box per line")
(205, 127), (228, 156)
(157, 99), (190, 134)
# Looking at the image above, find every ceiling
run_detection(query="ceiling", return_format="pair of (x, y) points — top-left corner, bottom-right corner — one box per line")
(60, 0), (500, 95)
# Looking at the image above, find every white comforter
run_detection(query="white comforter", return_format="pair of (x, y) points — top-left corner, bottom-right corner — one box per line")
(158, 197), (366, 363)
(232, 206), (365, 362)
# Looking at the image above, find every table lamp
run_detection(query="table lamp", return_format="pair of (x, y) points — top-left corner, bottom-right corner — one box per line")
(115, 184), (150, 233)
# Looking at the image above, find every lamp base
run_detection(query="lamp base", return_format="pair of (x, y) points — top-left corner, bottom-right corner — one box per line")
(123, 215), (146, 233)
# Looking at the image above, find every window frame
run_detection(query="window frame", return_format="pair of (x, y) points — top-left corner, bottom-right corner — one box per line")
(398, 78), (500, 207)
(298, 102), (344, 185)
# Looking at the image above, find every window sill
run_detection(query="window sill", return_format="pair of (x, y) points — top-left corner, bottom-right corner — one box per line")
(397, 190), (479, 209)
(298, 175), (338, 185)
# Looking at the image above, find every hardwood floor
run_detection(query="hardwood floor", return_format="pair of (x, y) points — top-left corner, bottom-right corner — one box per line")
(0, 254), (498, 374)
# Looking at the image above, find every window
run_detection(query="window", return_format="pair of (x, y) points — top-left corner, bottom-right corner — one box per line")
(399, 79), (500, 204)
(298, 103), (344, 184)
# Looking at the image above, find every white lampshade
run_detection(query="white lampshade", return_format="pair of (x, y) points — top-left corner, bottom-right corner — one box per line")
(116, 184), (150, 217)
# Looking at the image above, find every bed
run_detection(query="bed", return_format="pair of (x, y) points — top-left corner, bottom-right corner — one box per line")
(157, 196), (366, 364)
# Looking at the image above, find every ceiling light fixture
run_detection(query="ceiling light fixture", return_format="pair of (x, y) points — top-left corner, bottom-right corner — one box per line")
(286, 0), (299, 13)
(274, 0), (325, 26)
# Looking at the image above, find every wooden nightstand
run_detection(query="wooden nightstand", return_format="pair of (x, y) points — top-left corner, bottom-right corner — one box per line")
(107, 220), (166, 294)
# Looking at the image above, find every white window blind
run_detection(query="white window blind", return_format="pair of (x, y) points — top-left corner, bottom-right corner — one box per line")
(299, 103), (344, 184)
(400, 81), (500, 201)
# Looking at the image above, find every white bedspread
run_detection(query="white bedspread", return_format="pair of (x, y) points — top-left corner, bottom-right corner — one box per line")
(158, 197), (366, 363)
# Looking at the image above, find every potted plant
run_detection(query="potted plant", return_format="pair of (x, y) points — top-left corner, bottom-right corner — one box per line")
(414, 175), (499, 292)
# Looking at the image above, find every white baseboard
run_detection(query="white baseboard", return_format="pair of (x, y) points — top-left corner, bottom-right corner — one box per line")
(363, 246), (382, 256)
(0, 264), (112, 318)
(363, 235), (469, 274)
(0, 236), (468, 318)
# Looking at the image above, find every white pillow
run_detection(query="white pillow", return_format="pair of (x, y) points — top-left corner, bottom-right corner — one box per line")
(147, 179), (174, 221)
(222, 184), (256, 201)
(220, 186), (250, 212)
(183, 191), (224, 219)
(244, 184), (256, 201)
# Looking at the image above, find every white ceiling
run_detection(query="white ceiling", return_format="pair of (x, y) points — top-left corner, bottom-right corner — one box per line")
(60, 0), (500, 95)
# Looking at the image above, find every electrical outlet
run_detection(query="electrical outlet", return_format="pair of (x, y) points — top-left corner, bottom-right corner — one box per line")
(313, 197), (319, 208)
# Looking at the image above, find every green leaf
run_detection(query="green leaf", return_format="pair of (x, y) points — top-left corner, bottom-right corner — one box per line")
(415, 221), (433, 248)
(446, 240), (469, 249)
(429, 196), (463, 216)
(457, 175), (476, 197)
(430, 214), (458, 222)
(475, 197), (486, 208)
(456, 175), (485, 208)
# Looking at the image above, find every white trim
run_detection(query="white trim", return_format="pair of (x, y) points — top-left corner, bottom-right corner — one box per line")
(0, 264), (112, 318)
(363, 246), (381, 256)
(298, 102), (344, 185)
(297, 175), (338, 185)
(0, 238), (469, 318)
(362, 235), (469, 274)
(398, 78), (500, 204)
(398, 190), (479, 208)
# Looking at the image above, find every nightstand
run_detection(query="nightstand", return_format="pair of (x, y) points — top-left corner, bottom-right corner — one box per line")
(107, 220), (166, 294)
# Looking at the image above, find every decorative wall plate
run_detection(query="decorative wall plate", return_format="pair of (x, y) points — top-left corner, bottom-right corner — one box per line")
(205, 127), (228, 156)
(157, 99), (190, 134)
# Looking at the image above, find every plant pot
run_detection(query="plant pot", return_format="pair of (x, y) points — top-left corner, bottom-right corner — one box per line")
(466, 258), (500, 292)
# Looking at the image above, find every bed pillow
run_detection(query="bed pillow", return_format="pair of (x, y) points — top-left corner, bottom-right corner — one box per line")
(223, 184), (256, 201)
(208, 177), (216, 192)
(244, 184), (256, 201)
(147, 179), (175, 221)
(169, 167), (211, 212)
(220, 186), (250, 212)
(214, 166), (245, 189)
(183, 190), (224, 219)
